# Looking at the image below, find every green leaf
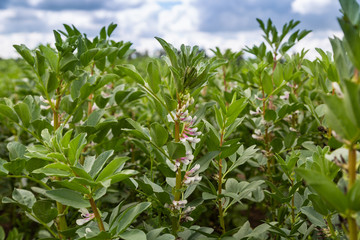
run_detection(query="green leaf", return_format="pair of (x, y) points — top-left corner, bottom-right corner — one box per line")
(224, 117), (244, 140)
(59, 53), (78, 72)
(32, 201), (58, 223)
(107, 22), (117, 37)
(323, 94), (360, 143)
(14, 102), (31, 127)
(68, 133), (87, 166)
(347, 180), (360, 211)
(71, 166), (93, 181)
(0, 104), (19, 123)
(12, 189), (36, 209)
(117, 64), (145, 85)
(262, 71), (273, 95)
(80, 48), (99, 66)
(126, 118), (150, 141)
(33, 168), (71, 177)
(89, 150), (114, 178)
(0, 226), (4, 240)
(4, 159), (26, 175)
(114, 202), (151, 234)
(0, 159), (9, 176)
(107, 170), (138, 184)
(52, 180), (90, 194)
(339, 18), (360, 70)
(264, 109), (276, 122)
(155, 37), (178, 69)
(295, 168), (347, 214)
(300, 206), (326, 227)
(167, 142), (186, 159)
(13, 44), (35, 66)
(226, 98), (247, 127)
(96, 157), (129, 182)
(119, 229), (146, 240)
(197, 151), (220, 173)
(39, 45), (59, 73)
(343, 80), (360, 129)
(220, 143), (241, 159)
(150, 123), (168, 147)
(329, 37), (353, 82)
(147, 62), (161, 93)
(45, 189), (90, 208)
(273, 64), (283, 87)
(7, 142), (26, 160)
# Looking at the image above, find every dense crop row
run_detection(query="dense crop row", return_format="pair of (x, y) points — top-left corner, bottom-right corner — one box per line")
(0, 0), (360, 239)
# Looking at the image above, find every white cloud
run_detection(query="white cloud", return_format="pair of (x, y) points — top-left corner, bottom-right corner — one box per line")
(291, 0), (333, 15)
(0, 32), (53, 58)
(0, 0), (342, 60)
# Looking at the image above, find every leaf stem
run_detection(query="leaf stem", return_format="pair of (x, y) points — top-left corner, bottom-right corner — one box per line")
(89, 197), (105, 232)
(6, 175), (51, 190)
(28, 212), (58, 238)
(218, 128), (226, 234)
(172, 119), (182, 236)
(347, 144), (358, 240)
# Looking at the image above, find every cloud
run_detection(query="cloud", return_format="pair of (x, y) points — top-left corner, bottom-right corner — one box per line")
(0, 0), (344, 60)
(291, 0), (338, 15)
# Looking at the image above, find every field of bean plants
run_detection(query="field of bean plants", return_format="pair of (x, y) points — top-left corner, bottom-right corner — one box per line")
(0, 0), (360, 239)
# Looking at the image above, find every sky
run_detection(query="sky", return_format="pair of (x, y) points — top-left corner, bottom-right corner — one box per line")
(0, 0), (345, 59)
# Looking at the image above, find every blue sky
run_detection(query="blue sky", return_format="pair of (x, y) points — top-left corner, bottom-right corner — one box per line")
(0, 0), (344, 58)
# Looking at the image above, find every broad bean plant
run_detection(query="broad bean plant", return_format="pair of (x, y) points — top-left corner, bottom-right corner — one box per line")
(0, 0), (360, 239)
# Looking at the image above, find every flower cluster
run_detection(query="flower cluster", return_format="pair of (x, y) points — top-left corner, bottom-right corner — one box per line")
(180, 117), (201, 144)
(183, 164), (202, 185)
(279, 91), (290, 100)
(165, 200), (188, 211)
(252, 129), (263, 141)
(167, 93), (202, 144)
(76, 208), (95, 226)
(164, 200), (196, 222)
(174, 151), (194, 171)
(249, 107), (262, 116)
(181, 206), (196, 222)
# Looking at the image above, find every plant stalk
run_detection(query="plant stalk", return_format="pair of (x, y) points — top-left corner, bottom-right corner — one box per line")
(89, 197), (105, 231)
(172, 119), (181, 236)
(347, 145), (358, 240)
(53, 84), (67, 238)
(326, 215), (336, 238)
(290, 179), (295, 224)
(218, 129), (226, 233)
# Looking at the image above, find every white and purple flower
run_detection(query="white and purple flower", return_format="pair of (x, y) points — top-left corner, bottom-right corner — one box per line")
(183, 164), (202, 185)
(76, 208), (95, 226)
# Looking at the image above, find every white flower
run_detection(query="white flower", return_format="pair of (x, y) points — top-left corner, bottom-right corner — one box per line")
(289, 127), (297, 132)
(76, 208), (95, 226)
(183, 164), (202, 185)
(183, 175), (202, 184)
(172, 200), (187, 210)
(252, 129), (263, 140)
(174, 152), (195, 171)
(280, 91), (290, 100)
(332, 82), (343, 98)
(250, 107), (262, 115)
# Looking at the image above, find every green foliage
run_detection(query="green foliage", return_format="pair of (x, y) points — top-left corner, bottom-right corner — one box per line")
(0, 3), (359, 239)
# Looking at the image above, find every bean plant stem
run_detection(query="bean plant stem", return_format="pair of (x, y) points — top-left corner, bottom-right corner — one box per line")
(89, 197), (105, 231)
(52, 83), (68, 238)
(6, 175), (51, 190)
(326, 215), (336, 238)
(172, 119), (181, 236)
(29, 212), (58, 238)
(222, 66), (227, 92)
(290, 179), (295, 224)
(347, 145), (358, 240)
(218, 129), (226, 234)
